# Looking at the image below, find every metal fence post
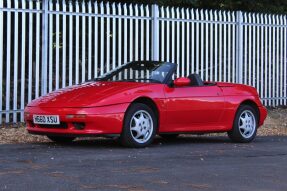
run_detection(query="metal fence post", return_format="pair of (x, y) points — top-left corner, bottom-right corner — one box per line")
(41, 0), (49, 95)
(236, 11), (243, 84)
(151, 4), (159, 61)
(0, 0), (3, 124)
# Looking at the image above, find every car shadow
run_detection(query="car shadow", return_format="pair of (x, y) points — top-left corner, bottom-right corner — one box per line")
(155, 135), (231, 144)
(32, 135), (234, 149)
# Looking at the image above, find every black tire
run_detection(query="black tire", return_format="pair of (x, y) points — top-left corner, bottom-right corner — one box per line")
(228, 105), (258, 143)
(159, 134), (179, 140)
(47, 136), (76, 143)
(120, 103), (157, 148)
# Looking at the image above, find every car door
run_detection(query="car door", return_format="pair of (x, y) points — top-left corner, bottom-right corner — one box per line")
(163, 85), (225, 132)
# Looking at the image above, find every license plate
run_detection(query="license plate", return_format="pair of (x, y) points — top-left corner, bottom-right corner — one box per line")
(33, 115), (60, 125)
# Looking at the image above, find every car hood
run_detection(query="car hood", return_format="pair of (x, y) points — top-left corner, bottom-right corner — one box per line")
(27, 81), (150, 108)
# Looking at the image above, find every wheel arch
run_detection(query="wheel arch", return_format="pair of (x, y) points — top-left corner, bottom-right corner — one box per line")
(123, 96), (160, 130)
(129, 97), (159, 119)
(238, 99), (260, 122)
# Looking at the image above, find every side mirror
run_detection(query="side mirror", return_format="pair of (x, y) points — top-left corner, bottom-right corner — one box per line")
(174, 77), (190, 87)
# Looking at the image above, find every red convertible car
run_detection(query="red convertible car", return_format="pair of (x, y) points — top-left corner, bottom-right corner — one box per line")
(24, 61), (267, 147)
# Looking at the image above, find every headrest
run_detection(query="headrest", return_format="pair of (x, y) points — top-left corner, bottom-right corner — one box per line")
(187, 74), (204, 86)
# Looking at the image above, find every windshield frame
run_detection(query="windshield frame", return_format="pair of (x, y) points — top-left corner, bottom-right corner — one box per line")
(94, 61), (177, 84)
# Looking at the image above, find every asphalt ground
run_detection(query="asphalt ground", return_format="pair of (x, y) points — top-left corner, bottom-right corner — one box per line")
(0, 136), (287, 191)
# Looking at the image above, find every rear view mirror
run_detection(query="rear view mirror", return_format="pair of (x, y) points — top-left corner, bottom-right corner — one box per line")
(174, 77), (190, 87)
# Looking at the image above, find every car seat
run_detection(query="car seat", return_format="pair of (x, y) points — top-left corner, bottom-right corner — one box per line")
(187, 74), (204, 86)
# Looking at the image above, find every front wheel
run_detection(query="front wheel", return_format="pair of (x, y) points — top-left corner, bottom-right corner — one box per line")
(228, 105), (258, 143)
(120, 103), (157, 148)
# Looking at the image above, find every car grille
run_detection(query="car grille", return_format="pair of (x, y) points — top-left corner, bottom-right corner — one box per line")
(38, 122), (68, 129)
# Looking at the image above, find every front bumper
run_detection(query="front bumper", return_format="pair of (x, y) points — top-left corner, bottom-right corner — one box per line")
(258, 106), (268, 127)
(24, 104), (129, 136)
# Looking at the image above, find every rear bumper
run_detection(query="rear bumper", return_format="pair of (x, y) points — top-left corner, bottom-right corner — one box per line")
(258, 106), (268, 127)
(24, 104), (128, 136)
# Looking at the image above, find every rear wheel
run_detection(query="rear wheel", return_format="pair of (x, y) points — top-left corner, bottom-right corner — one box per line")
(120, 103), (157, 148)
(228, 105), (258, 143)
(47, 136), (76, 143)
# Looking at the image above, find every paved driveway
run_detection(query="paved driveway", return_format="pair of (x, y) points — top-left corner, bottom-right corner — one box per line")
(0, 136), (287, 191)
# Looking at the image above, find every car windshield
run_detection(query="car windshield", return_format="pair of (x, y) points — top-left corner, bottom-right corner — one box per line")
(95, 61), (175, 83)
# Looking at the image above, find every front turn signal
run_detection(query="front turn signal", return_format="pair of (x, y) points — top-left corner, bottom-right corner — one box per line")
(66, 114), (86, 119)
(24, 112), (30, 119)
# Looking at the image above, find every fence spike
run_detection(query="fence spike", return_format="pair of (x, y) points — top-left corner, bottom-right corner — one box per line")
(146, 4), (149, 16)
(171, 7), (174, 18)
(186, 8), (189, 19)
(232, 11), (235, 22)
(112, 2), (116, 11)
(123, 3), (127, 12)
(190, 8), (194, 20)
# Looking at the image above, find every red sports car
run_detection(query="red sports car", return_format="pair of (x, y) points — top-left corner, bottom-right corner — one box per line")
(24, 61), (267, 147)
